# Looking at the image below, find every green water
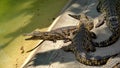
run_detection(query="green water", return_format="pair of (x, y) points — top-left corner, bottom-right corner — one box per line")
(0, 0), (68, 68)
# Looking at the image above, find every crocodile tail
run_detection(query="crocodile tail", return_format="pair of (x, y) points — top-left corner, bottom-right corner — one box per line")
(87, 53), (118, 66)
(76, 53), (118, 66)
(93, 32), (119, 47)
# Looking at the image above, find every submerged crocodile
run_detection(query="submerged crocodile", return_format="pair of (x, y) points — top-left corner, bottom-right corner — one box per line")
(93, 0), (120, 47)
(61, 22), (117, 66)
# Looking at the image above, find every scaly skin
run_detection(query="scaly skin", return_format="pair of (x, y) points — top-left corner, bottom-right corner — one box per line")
(61, 23), (117, 66)
(93, 0), (120, 47)
(68, 14), (94, 31)
(25, 13), (96, 52)
(24, 26), (78, 43)
(68, 13), (96, 52)
(24, 26), (78, 52)
(24, 13), (95, 44)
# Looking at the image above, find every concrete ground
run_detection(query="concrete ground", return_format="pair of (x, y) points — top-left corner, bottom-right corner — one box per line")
(23, 0), (120, 68)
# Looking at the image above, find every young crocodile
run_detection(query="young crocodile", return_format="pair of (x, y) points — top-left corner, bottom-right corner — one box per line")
(68, 14), (94, 31)
(25, 14), (96, 52)
(68, 14), (96, 39)
(61, 23), (117, 66)
(68, 13), (97, 52)
(93, 0), (120, 47)
(24, 13), (95, 43)
(24, 26), (78, 43)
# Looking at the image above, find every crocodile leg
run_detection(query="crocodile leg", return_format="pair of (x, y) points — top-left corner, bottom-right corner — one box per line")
(62, 28), (77, 43)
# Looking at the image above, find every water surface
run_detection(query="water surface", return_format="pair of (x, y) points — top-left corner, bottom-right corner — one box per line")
(0, 0), (68, 68)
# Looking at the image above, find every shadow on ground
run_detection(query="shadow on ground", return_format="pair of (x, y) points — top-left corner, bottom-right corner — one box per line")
(26, 47), (120, 67)
(30, 49), (74, 66)
(26, 48), (75, 67)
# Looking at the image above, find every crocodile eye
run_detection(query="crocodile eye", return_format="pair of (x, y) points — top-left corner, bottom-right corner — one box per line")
(72, 31), (77, 35)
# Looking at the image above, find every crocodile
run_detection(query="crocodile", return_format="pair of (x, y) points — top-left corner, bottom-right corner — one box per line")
(68, 13), (97, 52)
(68, 14), (94, 31)
(24, 26), (78, 43)
(93, 0), (120, 47)
(61, 23), (117, 66)
(68, 14), (97, 39)
(25, 14), (96, 52)
(24, 13), (95, 43)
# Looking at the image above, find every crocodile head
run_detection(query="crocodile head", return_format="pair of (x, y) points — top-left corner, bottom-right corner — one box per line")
(24, 31), (46, 40)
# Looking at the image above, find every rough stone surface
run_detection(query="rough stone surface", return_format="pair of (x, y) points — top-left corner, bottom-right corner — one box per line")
(24, 0), (120, 68)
